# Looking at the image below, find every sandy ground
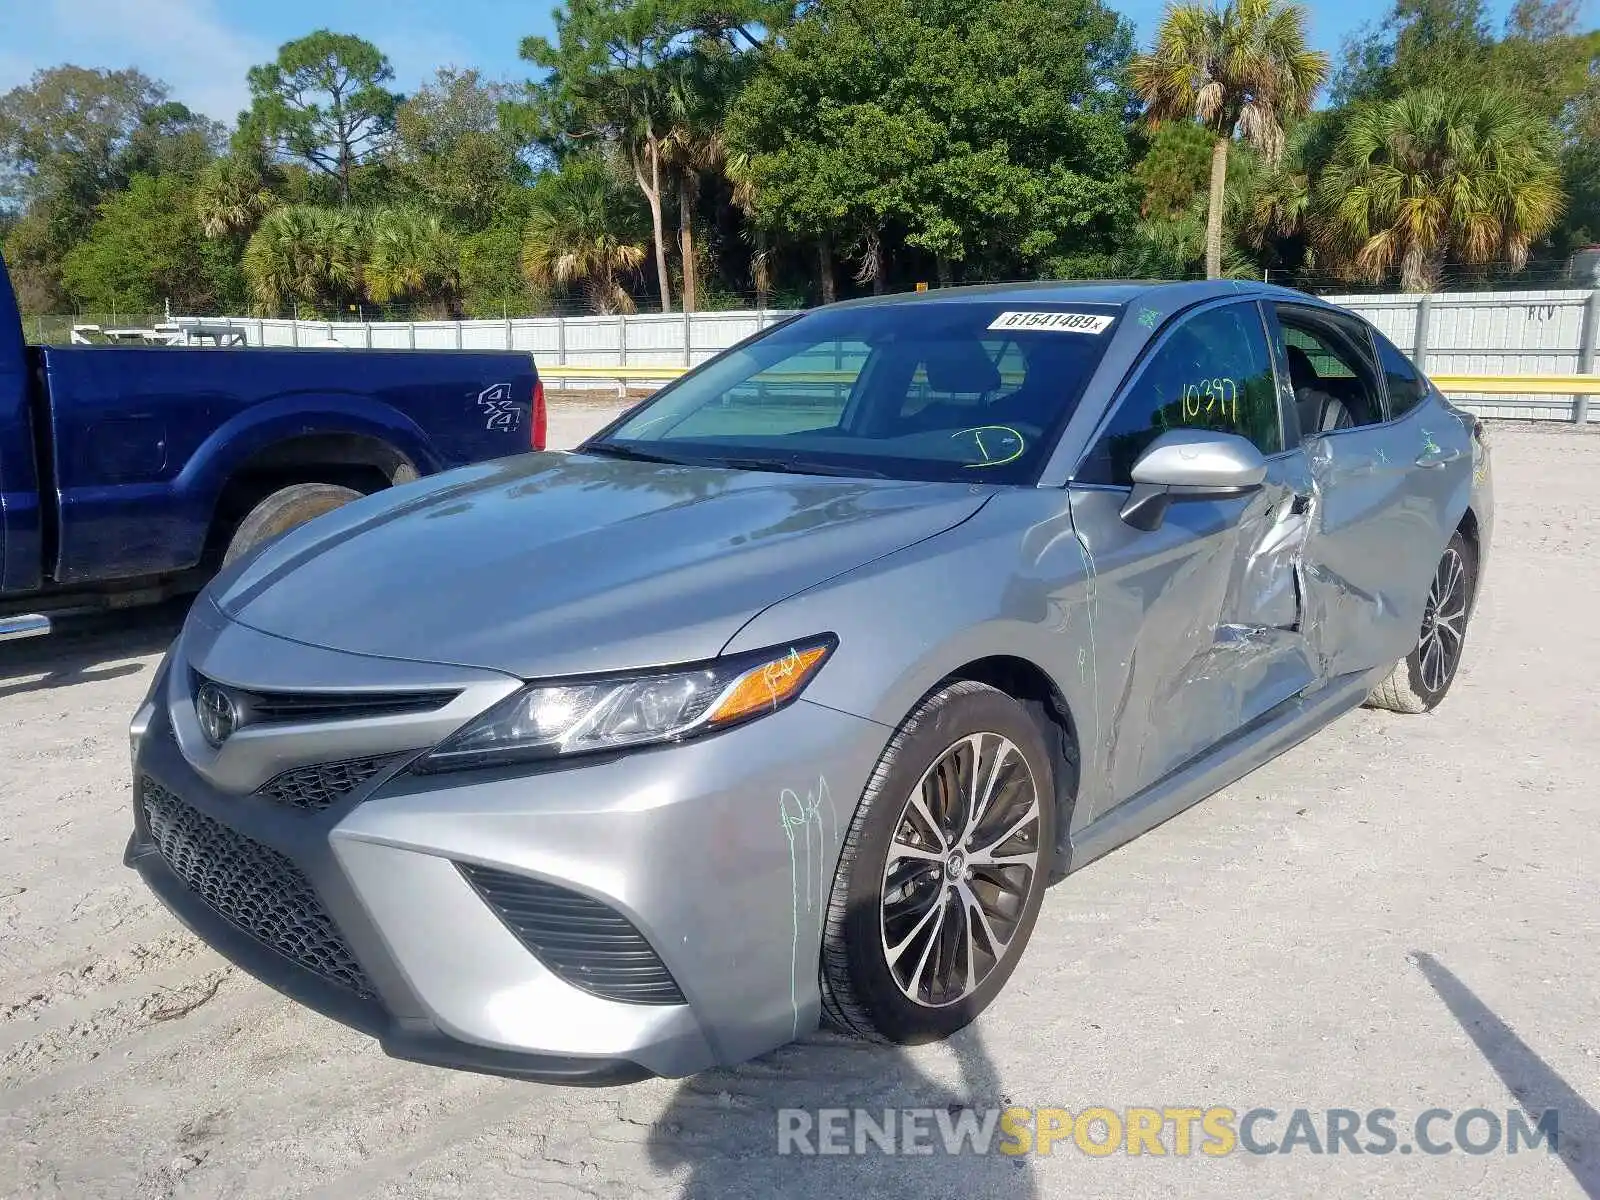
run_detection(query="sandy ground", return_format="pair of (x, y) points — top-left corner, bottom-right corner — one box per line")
(1, 417), (1597, 1200)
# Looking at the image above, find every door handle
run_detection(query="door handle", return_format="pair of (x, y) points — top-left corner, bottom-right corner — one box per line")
(1415, 448), (1461, 469)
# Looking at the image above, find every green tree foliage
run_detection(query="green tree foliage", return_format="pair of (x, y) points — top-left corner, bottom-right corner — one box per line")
(365, 208), (462, 314)
(392, 68), (528, 230)
(1133, 121), (1214, 217)
(1315, 89), (1566, 290)
(726, 0), (1138, 298)
(241, 31), (402, 205)
(241, 204), (368, 315)
(516, 1), (685, 312)
(0, 66), (218, 310)
(1132, 0), (1328, 279)
(521, 154), (648, 313)
(60, 173), (211, 311)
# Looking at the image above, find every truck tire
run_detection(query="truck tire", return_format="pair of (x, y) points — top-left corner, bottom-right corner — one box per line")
(222, 483), (364, 567)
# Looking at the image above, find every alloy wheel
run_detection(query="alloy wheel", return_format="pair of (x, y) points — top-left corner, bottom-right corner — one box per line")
(878, 732), (1042, 1008)
(1419, 546), (1468, 693)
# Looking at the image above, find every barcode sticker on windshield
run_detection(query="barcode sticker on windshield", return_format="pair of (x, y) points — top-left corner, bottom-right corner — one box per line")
(987, 311), (1115, 334)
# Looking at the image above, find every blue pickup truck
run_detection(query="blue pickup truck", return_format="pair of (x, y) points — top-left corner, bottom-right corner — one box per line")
(0, 252), (544, 640)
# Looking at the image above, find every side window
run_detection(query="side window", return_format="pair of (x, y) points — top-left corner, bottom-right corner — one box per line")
(663, 339), (866, 438)
(1276, 307), (1386, 435)
(1374, 332), (1426, 418)
(1078, 303), (1282, 485)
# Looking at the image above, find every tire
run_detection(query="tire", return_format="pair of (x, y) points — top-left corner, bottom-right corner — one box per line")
(221, 483), (364, 567)
(820, 681), (1058, 1044)
(1366, 530), (1477, 714)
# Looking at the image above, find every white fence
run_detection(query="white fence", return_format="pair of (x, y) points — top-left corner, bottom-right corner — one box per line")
(175, 287), (1600, 421)
(175, 310), (800, 370)
(1329, 289), (1600, 422)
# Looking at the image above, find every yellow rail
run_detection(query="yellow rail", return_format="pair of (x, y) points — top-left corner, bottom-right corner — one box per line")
(538, 364), (1600, 395)
(1430, 374), (1600, 395)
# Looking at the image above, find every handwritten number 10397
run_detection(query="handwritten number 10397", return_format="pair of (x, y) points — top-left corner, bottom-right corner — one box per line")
(1181, 378), (1240, 423)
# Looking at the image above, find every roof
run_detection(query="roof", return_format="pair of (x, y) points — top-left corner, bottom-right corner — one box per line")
(825, 278), (1319, 311)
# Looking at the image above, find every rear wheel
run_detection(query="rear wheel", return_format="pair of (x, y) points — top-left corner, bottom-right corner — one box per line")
(820, 681), (1057, 1043)
(1366, 530), (1476, 713)
(222, 482), (364, 567)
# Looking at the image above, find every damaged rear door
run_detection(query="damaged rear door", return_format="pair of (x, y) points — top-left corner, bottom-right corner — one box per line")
(1069, 299), (1318, 811)
(1266, 303), (1467, 680)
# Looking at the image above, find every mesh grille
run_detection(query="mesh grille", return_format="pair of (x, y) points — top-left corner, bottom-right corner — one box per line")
(255, 755), (400, 812)
(140, 777), (374, 997)
(458, 864), (685, 1005)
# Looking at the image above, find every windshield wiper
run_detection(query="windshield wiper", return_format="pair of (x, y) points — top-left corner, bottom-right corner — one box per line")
(704, 456), (891, 480)
(581, 442), (689, 466)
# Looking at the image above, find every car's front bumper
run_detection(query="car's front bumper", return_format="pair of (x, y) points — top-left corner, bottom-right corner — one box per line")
(127, 608), (889, 1082)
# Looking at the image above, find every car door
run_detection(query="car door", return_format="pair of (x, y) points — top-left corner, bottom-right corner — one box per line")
(1067, 299), (1317, 812)
(1266, 302), (1472, 679)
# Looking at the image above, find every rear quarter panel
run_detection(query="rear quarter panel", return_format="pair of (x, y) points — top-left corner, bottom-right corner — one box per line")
(37, 347), (533, 584)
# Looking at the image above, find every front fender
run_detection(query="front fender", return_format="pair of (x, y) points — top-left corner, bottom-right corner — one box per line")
(719, 488), (1099, 815)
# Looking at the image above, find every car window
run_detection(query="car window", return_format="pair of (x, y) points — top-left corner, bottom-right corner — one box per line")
(662, 339), (867, 440)
(596, 303), (1120, 484)
(1276, 306), (1386, 434)
(1374, 332), (1427, 418)
(1077, 302), (1282, 486)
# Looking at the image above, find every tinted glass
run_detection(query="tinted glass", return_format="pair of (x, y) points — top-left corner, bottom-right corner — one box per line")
(1375, 332), (1426, 417)
(594, 303), (1120, 483)
(1277, 307), (1386, 431)
(1077, 303), (1281, 485)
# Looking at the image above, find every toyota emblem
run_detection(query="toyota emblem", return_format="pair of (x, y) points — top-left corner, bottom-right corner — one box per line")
(196, 682), (239, 747)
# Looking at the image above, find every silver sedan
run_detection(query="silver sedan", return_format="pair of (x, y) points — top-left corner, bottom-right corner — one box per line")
(127, 280), (1492, 1082)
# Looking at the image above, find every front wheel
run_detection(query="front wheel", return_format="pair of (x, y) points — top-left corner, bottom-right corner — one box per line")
(820, 681), (1057, 1044)
(1366, 530), (1477, 714)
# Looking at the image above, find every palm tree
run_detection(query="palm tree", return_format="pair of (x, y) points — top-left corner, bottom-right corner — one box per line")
(722, 146), (773, 308)
(1314, 89), (1566, 292)
(522, 157), (649, 315)
(241, 205), (367, 316)
(366, 208), (462, 316)
(195, 154), (276, 240)
(1132, 0), (1328, 279)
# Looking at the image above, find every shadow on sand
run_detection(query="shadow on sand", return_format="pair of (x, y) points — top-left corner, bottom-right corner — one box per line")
(646, 1023), (1036, 1200)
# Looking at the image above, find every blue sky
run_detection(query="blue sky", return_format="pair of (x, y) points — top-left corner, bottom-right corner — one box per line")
(0, 0), (1537, 126)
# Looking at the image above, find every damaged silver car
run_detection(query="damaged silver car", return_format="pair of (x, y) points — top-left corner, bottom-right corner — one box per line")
(127, 281), (1492, 1082)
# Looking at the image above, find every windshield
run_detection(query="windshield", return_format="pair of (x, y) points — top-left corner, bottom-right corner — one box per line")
(584, 301), (1122, 484)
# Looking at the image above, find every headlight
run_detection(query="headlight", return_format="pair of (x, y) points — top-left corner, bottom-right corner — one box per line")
(413, 636), (836, 773)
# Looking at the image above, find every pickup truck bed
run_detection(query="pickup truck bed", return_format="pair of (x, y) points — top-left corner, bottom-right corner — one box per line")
(1, 253), (542, 631)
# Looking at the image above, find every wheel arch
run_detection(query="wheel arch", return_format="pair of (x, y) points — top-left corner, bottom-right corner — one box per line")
(933, 654), (1082, 877)
(202, 432), (420, 562)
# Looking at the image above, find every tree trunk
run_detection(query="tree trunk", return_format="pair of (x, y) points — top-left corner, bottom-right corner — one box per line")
(936, 255), (952, 287)
(870, 238), (885, 295)
(818, 237), (836, 304)
(633, 138), (673, 314)
(1205, 135), (1229, 280)
(754, 227), (770, 309)
(678, 173), (697, 313)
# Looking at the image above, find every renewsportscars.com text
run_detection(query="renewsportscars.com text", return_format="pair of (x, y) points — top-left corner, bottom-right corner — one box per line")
(776, 1106), (1559, 1158)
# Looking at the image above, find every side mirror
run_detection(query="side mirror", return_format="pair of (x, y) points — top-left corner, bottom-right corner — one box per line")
(1119, 430), (1267, 531)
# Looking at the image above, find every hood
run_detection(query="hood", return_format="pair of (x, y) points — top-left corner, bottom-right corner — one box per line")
(215, 451), (990, 678)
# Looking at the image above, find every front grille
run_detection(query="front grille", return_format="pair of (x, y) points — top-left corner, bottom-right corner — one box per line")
(255, 755), (402, 812)
(140, 777), (374, 997)
(190, 672), (457, 726)
(458, 864), (685, 1005)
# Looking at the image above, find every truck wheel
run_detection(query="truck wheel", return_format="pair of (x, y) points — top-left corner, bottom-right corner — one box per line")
(222, 483), (364, 567)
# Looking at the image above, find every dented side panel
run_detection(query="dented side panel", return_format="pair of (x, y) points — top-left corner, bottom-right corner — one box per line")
(1065, 481), (1310, 819)
(1295, 397), (1472, 678)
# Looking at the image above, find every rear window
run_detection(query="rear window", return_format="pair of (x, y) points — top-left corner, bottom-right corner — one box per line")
(592, 303), (1121, 484)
